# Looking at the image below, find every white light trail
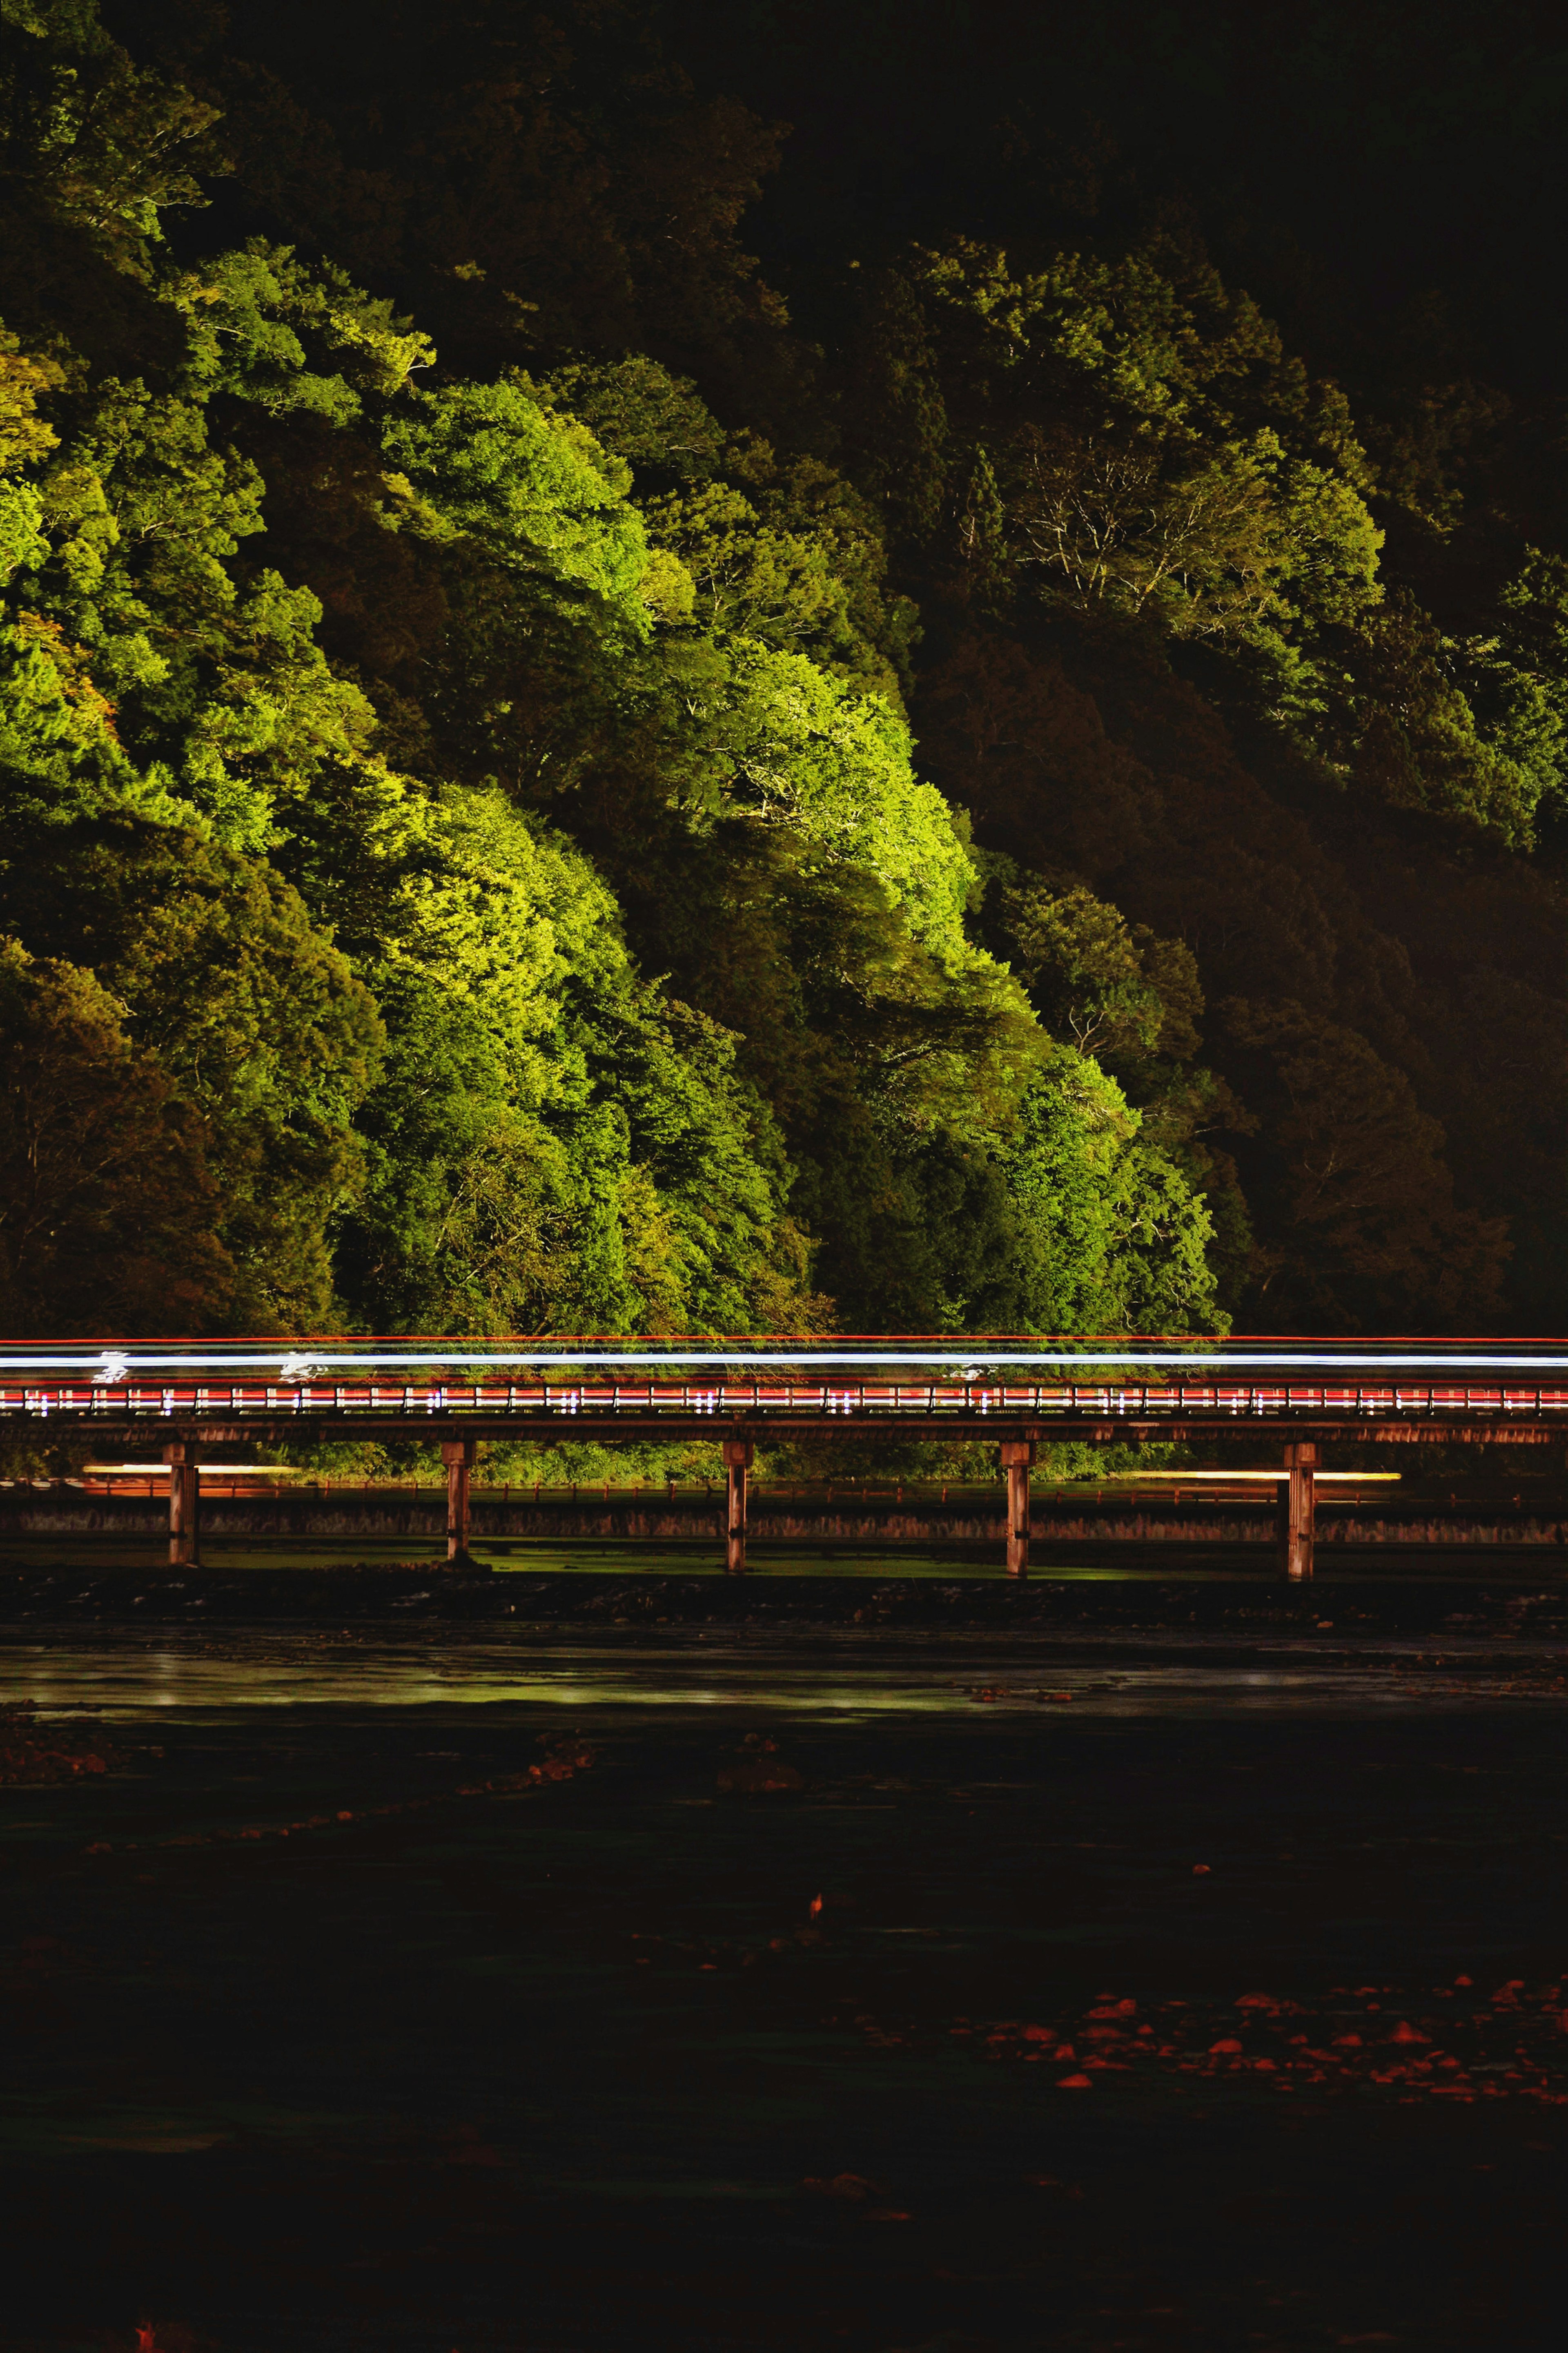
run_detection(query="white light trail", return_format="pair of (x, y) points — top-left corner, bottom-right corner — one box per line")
(81, 1463), (312, 1476)
(1083, 1469), (1401, 1482)
(2, 1344), (1567, 1374)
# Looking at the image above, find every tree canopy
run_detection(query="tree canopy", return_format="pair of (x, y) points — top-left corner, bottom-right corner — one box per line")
(0, 0), (1561, 1340)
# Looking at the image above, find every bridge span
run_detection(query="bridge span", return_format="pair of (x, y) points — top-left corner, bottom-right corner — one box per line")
(4, 1337), (1566, 1581)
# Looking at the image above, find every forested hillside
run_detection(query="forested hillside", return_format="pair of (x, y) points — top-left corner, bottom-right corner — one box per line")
(1, 0), (1562, 1340)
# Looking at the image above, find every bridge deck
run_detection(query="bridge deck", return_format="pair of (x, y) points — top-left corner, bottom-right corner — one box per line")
(4, 1376), (1567, 1442)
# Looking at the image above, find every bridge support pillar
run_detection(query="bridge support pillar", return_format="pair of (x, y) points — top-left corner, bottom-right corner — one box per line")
(1001, 1440), (1034, 1579)
(164, 1440), (200, 1568)
(723, 1439), (754, 1576)
(1283, 1443), (1318, 1580)
(442, 1436), (477, 1568)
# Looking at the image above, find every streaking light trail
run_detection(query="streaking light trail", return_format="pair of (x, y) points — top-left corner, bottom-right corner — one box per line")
(2, 1339), (1567, 1376)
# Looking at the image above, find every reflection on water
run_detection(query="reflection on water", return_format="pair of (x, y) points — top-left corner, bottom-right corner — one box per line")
(0, 1626), (1552, 1719)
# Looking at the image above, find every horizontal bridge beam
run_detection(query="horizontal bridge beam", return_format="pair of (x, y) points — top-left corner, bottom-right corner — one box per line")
(2, 1412), (1563, 1445)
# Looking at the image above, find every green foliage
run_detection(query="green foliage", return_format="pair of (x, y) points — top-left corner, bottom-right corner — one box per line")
(1335, 593), (1539, 847)
(0, 347), (380, 845)
(645, 479), (856, 655)
(846, 265), (951, 546)
(0, 0), (220, 277)
(846, 222), (1568, 864)
(165, 240), (435, 423)
(0, 819), (383, 1326)
(1461, 550), (1568, 830)
(0, 931), (230, 1334)
(536, 356), (726, 485)
(381, 375), (652, 613)
(853, 235), (1385, 731)
(998, 876), (1200, 1064)
(0, 330), (59, 583)
(955, 446), (1012, 617)
(694, 640), (976, 949)
(171, 0), (792, 379)
(313, 784), (817, 1336)
(1000, 1050), (1223, 1335)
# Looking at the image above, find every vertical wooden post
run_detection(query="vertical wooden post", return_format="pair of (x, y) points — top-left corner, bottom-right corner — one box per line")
(443, 1436), (477, 1567)
(723, 1437), (753, 1576)
(1283, 1441), (1318, 1581)
(164, 1439), (200, 1568)
(1001, 1439), (1034, 1579)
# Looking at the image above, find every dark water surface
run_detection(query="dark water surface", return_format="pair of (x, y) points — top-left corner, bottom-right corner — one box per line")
(3, 1624), (1566, 2352)
(5, 1620), (1567, 1717)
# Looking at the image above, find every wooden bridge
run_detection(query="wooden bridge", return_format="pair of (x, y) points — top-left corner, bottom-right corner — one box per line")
(4, 1337), (1566, 1581)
